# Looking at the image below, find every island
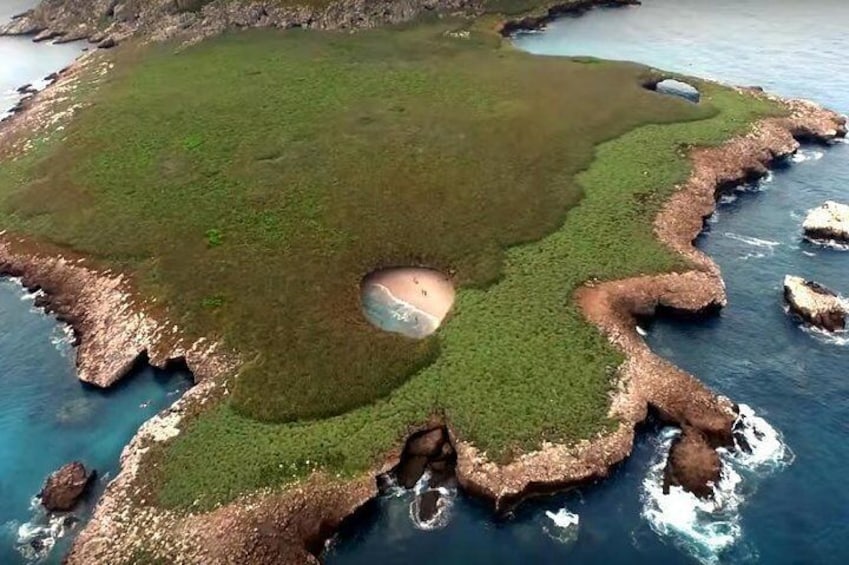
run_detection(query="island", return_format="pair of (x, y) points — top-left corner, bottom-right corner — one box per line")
(0, 0), (845, 563)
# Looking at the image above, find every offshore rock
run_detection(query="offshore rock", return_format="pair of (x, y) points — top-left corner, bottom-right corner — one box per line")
(40, 462), (95, 512)
(803, 201), (849, 243)
(784, 275), (847, 331)
(663, 428), (720, 499)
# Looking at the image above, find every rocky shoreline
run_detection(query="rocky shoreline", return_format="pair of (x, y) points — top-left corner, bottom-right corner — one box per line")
(61, 97), (846, 564)
(1, 2), (847, 564)
(0, 0), (641, 46)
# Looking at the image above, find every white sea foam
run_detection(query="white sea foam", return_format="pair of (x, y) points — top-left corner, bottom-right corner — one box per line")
(802, 235), (849, 251)
(801, 324), (849, 346)
(791, 149), (825, 163)
(718, 193), (738, 205)
(641, 405), (790, 564)
(636, 325), (648, 337)
(13, 497), (76, 562)
(723, 233), (780, 248)
(408, 471), (456, 531)
(362, 283), (440, 339)
(543, 507), (580, 544)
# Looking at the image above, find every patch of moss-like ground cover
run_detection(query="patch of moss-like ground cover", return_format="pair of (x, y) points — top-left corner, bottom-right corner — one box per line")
(0, 24), (780, 509)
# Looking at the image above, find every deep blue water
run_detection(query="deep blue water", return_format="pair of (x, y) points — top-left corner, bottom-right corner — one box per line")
(328, 1), (849, 564)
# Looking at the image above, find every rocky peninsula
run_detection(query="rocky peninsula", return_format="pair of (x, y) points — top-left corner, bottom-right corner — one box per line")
(0, 0), (846, 563)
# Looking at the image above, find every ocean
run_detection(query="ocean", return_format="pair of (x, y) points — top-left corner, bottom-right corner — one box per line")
(2, 0), (848, 563)
(1, 6), (190, 562)
(328, 1), (849, 564)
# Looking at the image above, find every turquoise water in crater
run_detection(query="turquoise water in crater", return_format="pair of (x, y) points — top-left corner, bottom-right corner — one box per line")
(328, 1), (849, 564)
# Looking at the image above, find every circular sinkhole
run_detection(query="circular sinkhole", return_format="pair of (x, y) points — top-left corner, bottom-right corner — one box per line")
(361, 267), (455, 339)
(647, 78), (701, 103)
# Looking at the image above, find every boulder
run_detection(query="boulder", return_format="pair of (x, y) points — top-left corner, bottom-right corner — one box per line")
(39, 462), (95, 512)
(803, 201), (849, 243)
(784, 275), (847, 331)
(663, 429), (721, 499)
(406, 428), (445, 458)
(396, 455), (428, 489)
(417, 490), (441, 523)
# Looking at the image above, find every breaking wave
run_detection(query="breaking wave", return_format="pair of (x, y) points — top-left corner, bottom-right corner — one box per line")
(409, 472), (456, 531)
(641, 405), (791, 564)
(7, 497), (77, 563)
(800, 324), (849, 346)
(723, 233), (780, 248)
(361, 284), (440, 339)
(543, 507), (580, 544)
(791, 149), (825, 163)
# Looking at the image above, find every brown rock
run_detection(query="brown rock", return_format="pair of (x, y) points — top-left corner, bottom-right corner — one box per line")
(784, 275), (847, 332)
(663, 429), (721, 499)
(396, 455), (427, 489)
(406, 428), (444, 458)
(40, 462), (95, 512)
(417, 490), (441, 523)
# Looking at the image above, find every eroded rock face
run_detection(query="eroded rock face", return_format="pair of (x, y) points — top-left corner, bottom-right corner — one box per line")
(0, 0), (479, 44)
(40, 462), (95, 512)
(663, 428), (720, 499)
(803, 201), (849, 243)
(784, 275), (847, 331)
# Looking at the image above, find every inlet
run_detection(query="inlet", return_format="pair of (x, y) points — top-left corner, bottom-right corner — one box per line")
(361, 267), (455, 339)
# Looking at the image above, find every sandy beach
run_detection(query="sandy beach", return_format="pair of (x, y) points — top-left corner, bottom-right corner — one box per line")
(362, 268), (455, 324)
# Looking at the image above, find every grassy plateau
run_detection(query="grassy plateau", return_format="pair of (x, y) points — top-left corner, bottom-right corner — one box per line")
(0, 20), (779, 510)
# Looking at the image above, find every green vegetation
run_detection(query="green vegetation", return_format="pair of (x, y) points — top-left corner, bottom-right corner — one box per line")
(0, 22), (780, 510)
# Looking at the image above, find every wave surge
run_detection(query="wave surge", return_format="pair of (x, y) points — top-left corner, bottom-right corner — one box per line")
(641, 405), (791, 564)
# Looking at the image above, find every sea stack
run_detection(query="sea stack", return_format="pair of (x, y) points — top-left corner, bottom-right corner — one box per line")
(663, 428), (721, 499)
(803, 201), (849, 243)
(39, 462), (96, 512)
(783, 275), (848, 331)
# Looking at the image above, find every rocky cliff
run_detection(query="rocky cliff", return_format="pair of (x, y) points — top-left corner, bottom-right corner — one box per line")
(2, 0), (477, 44)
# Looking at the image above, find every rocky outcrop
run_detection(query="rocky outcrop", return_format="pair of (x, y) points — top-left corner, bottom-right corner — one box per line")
(40, 462), (95, 512)
(784, 275), (847, 331)
(0, 0), (478, 45)
(0, 237), (233, 387)
(62, 93), (846, 563)
(663, 428), (721, 499)
(498, 0), (641, 35)
(456, 96), (846, 512)
(803, 201), (849, 243)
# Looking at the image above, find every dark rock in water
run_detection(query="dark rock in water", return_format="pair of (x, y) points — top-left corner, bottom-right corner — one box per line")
(418, 490), (441, 523)
(663, 428), (721, 499)
(784, 275), (847, 332)
(39, 462), (96, 511)
(97, 36), (117, 49)
(406, 427), (445, 457)
(650, 79), (701, 103)
(396, 455), (428, 489)
(16, 83), (37, 95)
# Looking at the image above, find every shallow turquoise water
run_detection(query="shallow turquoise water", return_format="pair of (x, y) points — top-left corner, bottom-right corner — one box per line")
(0, 280), (191, 563)
(328, 1), (849, 563)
